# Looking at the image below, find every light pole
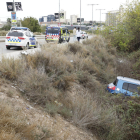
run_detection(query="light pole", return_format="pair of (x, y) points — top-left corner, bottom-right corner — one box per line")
(88, 4), (98, 34)
(59, 0), (60, 26)
(80, 0), (81, 30)
(13, 0), (15, 12)
(96, 9), (105, 32)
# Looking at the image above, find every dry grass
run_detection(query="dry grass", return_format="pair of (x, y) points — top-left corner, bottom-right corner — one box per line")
(0, 31), (8, 36)
(0, 100), (36, 140)
(1, 35), (136, 139)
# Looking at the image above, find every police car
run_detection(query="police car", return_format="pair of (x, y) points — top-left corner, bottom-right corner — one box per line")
(10, 27), (31, 32)
(5, 30), (38, 50)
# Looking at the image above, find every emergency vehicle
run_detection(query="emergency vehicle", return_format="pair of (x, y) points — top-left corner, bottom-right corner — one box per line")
(5, 30), (38, 50)
(45, 26), (70, 43)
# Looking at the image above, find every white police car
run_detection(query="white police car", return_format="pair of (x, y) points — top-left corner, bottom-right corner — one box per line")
(5, 30), (38, 50)
(10, 27), (31, 32)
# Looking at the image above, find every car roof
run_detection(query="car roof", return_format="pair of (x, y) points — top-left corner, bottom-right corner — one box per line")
(8, 30), (27, 34)
(11, 27), (28, 29)
(117, 76), (140, 85)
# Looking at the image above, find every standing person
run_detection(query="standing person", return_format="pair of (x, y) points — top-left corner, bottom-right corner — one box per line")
(73, 27), (76, 42)
(76, 27), (81, 42)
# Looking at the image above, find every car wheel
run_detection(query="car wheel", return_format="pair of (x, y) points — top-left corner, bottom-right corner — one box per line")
(87, 36), (88, 38)
(26, 43), (30, 49)
(6, 46), (10, 50)
(34, 41), (38, 48)
(67, 38), (70, 42)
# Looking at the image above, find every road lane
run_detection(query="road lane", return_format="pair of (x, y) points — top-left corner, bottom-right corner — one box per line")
(0, 36), (93, 55)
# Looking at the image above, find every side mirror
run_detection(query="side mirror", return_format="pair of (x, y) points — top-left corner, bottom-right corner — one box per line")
(33, 35), (36, 37)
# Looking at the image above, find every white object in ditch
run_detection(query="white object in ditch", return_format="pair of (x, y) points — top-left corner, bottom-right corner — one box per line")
(116, 88), (120, 91)
(21, 51), (28, 55)
(70, 60), (73, 63)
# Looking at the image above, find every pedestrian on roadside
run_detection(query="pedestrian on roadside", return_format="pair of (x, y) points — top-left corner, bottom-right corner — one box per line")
(73, 27), (76, 42)
(76, 27), (81, 42)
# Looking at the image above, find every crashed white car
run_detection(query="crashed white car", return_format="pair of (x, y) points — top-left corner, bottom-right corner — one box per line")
(5, 30), (38, 50)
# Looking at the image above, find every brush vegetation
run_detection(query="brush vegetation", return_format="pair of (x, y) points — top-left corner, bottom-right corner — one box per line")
(0, 35), (140, 140)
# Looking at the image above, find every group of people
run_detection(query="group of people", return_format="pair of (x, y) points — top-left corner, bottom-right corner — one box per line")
(73, 27), (81, 42)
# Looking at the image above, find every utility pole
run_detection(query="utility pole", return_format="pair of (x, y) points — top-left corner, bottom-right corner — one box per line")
(88, 4), (98, 34)
(59, 0), (60, 26)
(80, 0), (81, 30)
(96, 9), (105, 32)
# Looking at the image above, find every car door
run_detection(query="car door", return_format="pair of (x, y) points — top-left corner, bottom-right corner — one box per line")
(29, 32), (36, 46)
(122, 82), (131, 96)
(127, 83), (139, 96)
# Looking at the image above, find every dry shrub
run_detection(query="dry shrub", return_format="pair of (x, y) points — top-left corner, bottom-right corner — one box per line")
(83, 35), (107, 49)
(0, 100), (36, 140)
(71, 90), (120, 139)
(53, 74), (75, 91)
(0, 31), (8, 36)
(25, 50), (74, 74)
(77, 71), (102, 93)
(68, 42), (83, 54)
(0, 57), (25, 80)
(116, 60), (133, 78)
(45, 102), (72, 118)
(18, 67), (57, 106)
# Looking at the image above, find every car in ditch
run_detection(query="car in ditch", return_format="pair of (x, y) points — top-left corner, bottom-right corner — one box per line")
(107, 76), (140, 97)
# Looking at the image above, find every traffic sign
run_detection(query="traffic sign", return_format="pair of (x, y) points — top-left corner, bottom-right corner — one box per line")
(12, 20), (17, 23)
(11, 12), (17, 23)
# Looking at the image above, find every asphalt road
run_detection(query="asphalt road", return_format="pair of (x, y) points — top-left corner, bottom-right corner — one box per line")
(0, 36), (92, 55)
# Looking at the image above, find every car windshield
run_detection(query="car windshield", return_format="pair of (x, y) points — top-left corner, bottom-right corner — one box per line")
(7, 31), (23, 37)
(47, 28), (59, 34)
(11, 28), (27, 31)
(113, 79), (118, 86)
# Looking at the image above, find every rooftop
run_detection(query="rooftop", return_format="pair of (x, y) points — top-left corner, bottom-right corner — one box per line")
(117, 76), (140, 85)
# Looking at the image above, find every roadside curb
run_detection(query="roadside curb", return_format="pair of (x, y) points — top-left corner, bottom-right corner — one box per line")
(0, 40), (5, 42)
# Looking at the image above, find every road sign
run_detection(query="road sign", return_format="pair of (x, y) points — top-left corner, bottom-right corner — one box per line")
(11, 24), (17, 27)
(11, 12), (17, 23)
(12, 20), (17, 23)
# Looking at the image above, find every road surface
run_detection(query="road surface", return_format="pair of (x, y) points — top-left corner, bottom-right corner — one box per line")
(0, 36), (92, 55)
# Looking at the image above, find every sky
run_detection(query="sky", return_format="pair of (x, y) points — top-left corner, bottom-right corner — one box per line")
(0, 0), (133, 22)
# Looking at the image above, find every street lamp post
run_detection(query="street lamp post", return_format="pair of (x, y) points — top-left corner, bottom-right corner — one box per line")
(13, 0), (15, 12)
(59, 0), (60, 26)
(88, 4), (98, 34)
(96, 9), (105, 33)
(80, 0), (81, 30)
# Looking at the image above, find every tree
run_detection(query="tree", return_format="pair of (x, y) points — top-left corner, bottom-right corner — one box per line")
(101, 0), (140, 51)
(21, 17), (41, 32)
(1, 18), (11, 31)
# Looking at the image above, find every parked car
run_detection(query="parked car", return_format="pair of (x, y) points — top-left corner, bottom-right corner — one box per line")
(10, 27), (31, 32)
(5, 30), (38, 50)
(80, 31), (88, 39)
(107, 76), (140, 97)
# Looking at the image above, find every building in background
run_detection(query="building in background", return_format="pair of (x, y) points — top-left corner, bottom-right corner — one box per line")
(105, 10), (119, 26)
(39, 15), (56, 23)
(70, 15), (78, 24)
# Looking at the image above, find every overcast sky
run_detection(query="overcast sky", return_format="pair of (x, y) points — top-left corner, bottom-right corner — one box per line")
(0, 0), (133, 22)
